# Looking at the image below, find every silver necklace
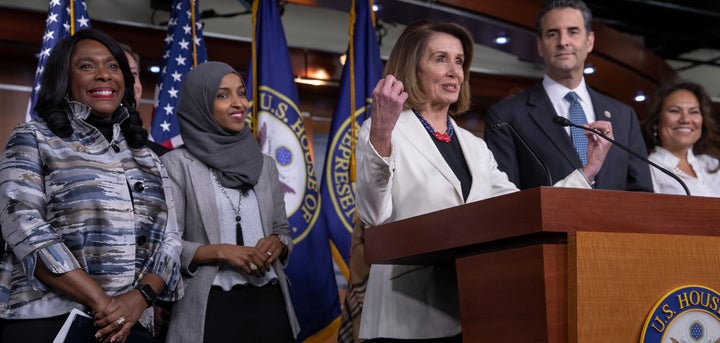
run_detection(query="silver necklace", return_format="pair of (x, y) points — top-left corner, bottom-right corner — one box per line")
(673, 165), (696, 179)
(212, 173), (246, 244)
(673, 166), (687, 177)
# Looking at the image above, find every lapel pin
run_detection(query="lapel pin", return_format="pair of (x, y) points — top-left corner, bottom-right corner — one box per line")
(604, 110), (611, 119)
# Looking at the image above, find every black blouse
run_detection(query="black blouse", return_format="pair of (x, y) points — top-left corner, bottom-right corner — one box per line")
(424, 127), (472, 201)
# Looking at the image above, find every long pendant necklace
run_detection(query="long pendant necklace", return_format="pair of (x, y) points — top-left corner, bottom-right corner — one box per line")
(212, 173), (246, 245)
(412, 109), (454, 143)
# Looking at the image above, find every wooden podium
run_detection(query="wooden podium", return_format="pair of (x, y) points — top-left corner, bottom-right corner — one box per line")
(364, 187), (720, 342)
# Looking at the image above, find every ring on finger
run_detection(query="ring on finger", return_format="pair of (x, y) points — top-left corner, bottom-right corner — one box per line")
(116, 316), (126, 328)
(249, 262), (258, 271)
(266, 251), (273, 258)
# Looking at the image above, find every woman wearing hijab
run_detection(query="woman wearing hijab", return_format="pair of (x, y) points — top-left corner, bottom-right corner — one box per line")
(162, 61), (299, 342)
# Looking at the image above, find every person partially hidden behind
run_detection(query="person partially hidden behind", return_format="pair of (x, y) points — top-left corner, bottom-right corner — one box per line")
(354, 20), (613, 342)
(0, 28), (183, 343)
(119, 42), (173, 341)
(484, 0), (653, 191)
(119, 42), (171, 157)
(162, 61), (299, 342)
(641, 81), (720, 197)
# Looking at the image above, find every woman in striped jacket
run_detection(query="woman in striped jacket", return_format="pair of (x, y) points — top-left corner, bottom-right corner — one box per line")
(0, 29), (183, 343)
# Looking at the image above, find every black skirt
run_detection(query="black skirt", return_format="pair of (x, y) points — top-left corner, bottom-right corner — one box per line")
(204, 283), (293, 343)
(1, 314), (158, 342)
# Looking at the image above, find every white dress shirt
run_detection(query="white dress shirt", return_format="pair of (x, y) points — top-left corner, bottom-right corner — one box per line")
(210, 170), (278, 289)
(543, 75), (596, 135)
(648, 146), (720, 197)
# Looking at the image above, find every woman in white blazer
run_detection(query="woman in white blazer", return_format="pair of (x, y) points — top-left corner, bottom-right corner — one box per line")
(355, 21), (614, 342)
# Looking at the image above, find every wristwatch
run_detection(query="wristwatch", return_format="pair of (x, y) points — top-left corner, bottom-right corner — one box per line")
(135, 284), (158, 308)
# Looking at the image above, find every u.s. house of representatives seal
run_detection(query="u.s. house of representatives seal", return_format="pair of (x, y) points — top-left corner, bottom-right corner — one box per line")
(255, 87), (321, 244)
(641, 285), (720, 343)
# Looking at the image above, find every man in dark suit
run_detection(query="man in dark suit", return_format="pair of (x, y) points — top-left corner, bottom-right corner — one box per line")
(484, 0), (653, 191)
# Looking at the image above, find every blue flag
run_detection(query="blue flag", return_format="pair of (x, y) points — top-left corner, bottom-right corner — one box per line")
(321, 0), (383, 274)
(27, 0), (91, 122)
(150, 0), (208, 149)
(248, 0), (341, 341)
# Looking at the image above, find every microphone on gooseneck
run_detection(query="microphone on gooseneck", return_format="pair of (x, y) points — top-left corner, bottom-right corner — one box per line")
(491, 121), (553, 186)
(552, 116), (691, 196)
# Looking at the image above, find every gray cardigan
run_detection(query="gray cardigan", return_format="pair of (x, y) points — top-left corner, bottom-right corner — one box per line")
(162, 148), (300, 342)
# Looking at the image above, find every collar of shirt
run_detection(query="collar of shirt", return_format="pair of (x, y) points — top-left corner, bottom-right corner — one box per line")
(651, 145), (699, 173)
(542, 76), (596, 134)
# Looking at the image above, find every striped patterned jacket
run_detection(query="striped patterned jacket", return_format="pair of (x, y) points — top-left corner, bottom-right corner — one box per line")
(0, 103), (183, 328)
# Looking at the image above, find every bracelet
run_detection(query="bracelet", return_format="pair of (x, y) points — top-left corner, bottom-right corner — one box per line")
(135, 284), (157, 308)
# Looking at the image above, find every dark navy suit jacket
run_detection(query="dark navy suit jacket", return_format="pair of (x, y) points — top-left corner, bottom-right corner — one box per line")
(484, 81), (653, 192)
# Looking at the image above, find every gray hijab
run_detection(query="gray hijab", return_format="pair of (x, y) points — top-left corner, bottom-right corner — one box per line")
(177, 61), (262, 189)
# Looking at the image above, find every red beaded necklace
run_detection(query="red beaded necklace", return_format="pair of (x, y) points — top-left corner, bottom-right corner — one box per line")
(413, 109), (454, 143)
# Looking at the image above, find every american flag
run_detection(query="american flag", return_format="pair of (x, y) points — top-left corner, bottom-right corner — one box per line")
(27, 0), (91, 122)
(150, 0), (208, 149)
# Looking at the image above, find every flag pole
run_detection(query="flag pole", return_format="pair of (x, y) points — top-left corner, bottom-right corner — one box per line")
(190, 0), (198, 67)
(349, 0), (357, 183)
(251, 0), (259, 138)
(69, 0), (75, 34)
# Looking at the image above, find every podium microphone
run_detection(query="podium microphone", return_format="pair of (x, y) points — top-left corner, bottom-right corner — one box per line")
(491, 121), (553, 186)
(552, 116), (691, 196)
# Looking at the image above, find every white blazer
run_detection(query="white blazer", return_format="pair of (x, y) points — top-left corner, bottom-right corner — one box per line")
(355, 110), (588, 339)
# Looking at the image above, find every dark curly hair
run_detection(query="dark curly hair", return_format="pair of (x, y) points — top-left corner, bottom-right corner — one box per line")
(641, 81), (720, 172)
(33, 28), (147, 149)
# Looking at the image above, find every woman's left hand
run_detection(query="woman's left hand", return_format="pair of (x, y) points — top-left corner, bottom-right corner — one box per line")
(582, 121), (614, 181)
(255, 235), (286, 269)
(93, 291), (147, 343)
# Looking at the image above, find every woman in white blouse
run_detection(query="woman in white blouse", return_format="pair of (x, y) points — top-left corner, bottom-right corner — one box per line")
(641, 81), (720, 197)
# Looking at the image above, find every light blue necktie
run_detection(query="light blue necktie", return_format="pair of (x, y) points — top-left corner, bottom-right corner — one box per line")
(565, 91), (588, 165)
